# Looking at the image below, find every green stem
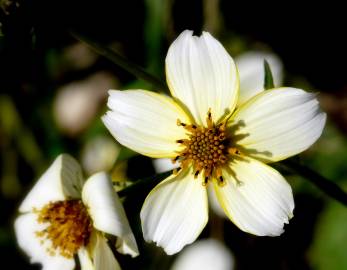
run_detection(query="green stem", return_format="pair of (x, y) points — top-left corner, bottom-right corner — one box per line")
(118, 171), (172, 198)
(70, 30), (169, 92)
(280, 159), (347, 206)
(118, 160), (347, 207)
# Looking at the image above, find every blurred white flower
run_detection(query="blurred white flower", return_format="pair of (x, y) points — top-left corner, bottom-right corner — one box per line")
(63, 42), (98, 70)
(171, 239), (234, 270)
(15, 154), (138, 270)
(236, 51), (283, 106)
(81, 135), (120, 176)
(54, 72), (116, 136)
(153, 158), (180, 173)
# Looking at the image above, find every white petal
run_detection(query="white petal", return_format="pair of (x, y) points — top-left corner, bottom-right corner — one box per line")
(82, 172), (139, 257)
(140, 167), (208, 255)
(93, 233), (121, 270)
(236, 51), (283, 106)
(166, 30), (239, 126)
(214, 157), (294, 236)
(232, 87), (327, 162)
(78, 248), (94, 270)
(14, 213), (75, 270)
(20, 154), (84, 213)
(102, 90), (190, 158)
(171, 239), (234, 270)
(153, 158), (180, 173)
(207, 185), (226, 218)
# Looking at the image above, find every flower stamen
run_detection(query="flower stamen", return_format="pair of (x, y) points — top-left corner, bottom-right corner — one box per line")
(36, 200), (92, 258)
(175, 110), (240, 186)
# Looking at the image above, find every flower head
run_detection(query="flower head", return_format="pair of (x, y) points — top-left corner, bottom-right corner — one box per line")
(102, 30), (326, 255)
(15, 154), (138, 270)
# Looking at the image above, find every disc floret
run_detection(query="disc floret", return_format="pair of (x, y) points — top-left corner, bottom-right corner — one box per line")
(36, 200), (93, 258)
(174, 109), (235, 186)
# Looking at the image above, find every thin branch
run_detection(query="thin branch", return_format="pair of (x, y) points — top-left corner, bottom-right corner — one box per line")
(118, 160), (347, 207)
(70, 30), (169, 92)
(281, 159), (347, 206)
(118, 171), (172, 198)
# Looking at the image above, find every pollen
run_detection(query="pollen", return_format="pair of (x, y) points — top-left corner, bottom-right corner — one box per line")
(36, 200), (93, 258)
(175, 109), (240, 186)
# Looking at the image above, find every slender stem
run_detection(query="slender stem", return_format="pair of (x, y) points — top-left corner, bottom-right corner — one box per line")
(118, 171), (172, 198)
(281, 159), (347, 206)
(118, 160), (347, 207)
(70, 30), (169, 92)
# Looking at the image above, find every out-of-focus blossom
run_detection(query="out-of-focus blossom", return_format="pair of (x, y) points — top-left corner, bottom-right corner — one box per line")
(103, 30), (326, 255)
(81, 135), (120, 176)
(153, 158), (179, 173)
(15, 154), (138, 270)
(236, 51), (283, 106)
(63, 43), (98, 70)
(54, 72), (116, 136)
(171, 239), (234, 270)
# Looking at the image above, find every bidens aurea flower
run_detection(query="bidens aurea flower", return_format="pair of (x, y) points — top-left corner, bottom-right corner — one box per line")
(102, 30), (326, 255)
(15, 154), (138, 270)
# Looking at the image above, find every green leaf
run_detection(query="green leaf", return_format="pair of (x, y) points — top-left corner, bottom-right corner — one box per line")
(309, 199), (347, 270)
(263, 59), (275, 90)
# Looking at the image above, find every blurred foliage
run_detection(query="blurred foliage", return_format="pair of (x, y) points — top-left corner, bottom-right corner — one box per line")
(309, 199), (347, 270)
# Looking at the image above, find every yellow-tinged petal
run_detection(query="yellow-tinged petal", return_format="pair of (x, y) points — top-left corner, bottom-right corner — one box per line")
(231, 87), (326, 163)
(214, 157), (294, 236)
(102, 90), (191, 158)
(166, 30), (239, 125)
(92, 232), (121, 270)
(78, 248), (94, 270)
(82, 172), (139, 257)
(19, 154), (84, 213)
(140, 167), (208, 255)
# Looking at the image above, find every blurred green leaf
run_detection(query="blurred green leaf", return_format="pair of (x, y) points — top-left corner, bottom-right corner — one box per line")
(309, 198), (347, 270)
(263, 59), (274, 89)
(0, 95), (45, 173)
(70, 31), (168, 92)
(117, 147), (137, 163)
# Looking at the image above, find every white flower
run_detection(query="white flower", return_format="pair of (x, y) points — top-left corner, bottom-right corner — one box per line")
(102, 30), (326, 255)
(171, 239), (234, 270)
(151, 50), (285, 217)
(53, 72), (115, 136)
(14, 154), (138, 270)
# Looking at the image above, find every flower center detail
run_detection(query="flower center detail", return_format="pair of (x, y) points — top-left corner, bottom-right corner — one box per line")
(36, 200), (93, 258)
(174, 109), (241, 186)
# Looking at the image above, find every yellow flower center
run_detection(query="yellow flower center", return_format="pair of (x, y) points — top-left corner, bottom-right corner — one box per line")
(36, 200), (93, 258)
(174, 109), (241, 186)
